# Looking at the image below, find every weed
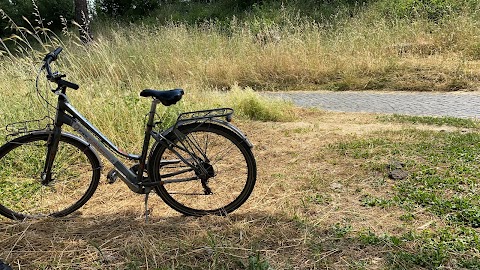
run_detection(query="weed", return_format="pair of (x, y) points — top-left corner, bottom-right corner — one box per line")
(125, 261), (141, 270)
(247, 252), (271, 270)
(399, 213), (415, 222)
(357, 230), (383, 246)
(460, 257), (480, 269)
(332, 223), (352, 238)
(360, 194), (393, 208)
(306, 194), (332, 205)
(228, 87), (295, 122)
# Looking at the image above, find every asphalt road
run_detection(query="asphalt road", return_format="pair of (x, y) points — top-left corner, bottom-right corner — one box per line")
(266, 91), (480, 119)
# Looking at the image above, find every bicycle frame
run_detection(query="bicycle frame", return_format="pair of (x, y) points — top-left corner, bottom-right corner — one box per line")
(42, 88), (252, 196)
(44, 91), (158, 194)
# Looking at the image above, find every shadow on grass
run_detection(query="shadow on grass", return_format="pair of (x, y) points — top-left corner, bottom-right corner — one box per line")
(0, 211), (314, 269)
(0, 210), (384, 269)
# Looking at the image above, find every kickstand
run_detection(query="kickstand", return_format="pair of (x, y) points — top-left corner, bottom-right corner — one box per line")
(144, 187), (151, 223)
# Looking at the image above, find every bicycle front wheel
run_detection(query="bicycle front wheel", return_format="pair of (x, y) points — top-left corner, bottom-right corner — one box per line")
(0, 133), (101, 220)
(150, 123), (256, 216)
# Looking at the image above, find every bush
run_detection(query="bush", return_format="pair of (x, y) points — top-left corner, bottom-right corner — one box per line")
(375, 0), (480, 21)
(95, 0), (160, 18)
(228, 87), (295, 122)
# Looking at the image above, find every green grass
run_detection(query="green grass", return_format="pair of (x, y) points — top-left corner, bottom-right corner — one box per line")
(378, 114), (480, 128)
(329, 123), (480, 268)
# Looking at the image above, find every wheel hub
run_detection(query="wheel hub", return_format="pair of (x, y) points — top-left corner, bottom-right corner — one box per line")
(195, 162), (215, 180)
(195, 162), (215, 195)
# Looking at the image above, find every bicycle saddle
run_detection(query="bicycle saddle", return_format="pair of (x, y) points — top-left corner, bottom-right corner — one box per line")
(140, 89), (184, 106)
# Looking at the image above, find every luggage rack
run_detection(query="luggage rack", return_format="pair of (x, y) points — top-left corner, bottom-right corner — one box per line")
(175, 108), (234, 128)
(5, 117), (53, 140)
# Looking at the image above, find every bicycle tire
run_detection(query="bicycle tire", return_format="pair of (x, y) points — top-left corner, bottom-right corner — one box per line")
(149, 123), (256, 216)
(0, 132), (101, 220)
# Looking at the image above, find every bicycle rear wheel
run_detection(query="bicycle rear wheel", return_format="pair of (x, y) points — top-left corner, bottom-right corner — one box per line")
(0, 133), (100, 220)
(150, 123), (256, 216)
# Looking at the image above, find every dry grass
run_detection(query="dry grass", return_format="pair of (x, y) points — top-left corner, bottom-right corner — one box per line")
(0, 109), (461, 269)
(77, 16), (480, 92)
(4, 8), (480, 94)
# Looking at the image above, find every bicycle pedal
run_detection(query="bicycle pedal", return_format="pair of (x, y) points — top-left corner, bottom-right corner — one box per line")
(106, 169), (119, 184)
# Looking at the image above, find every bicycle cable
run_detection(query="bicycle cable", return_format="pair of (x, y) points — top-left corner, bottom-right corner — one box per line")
(35, 64), (56, 120)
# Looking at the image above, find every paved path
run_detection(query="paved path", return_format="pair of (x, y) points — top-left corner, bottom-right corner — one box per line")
(266, 91), (480, 119)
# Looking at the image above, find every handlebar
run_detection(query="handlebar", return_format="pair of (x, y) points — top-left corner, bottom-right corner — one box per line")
(43, 47), (63, 63)
(42, 47), (79, 91)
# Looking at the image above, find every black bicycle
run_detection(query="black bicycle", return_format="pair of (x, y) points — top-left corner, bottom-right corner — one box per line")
(0, 47), (256, 220)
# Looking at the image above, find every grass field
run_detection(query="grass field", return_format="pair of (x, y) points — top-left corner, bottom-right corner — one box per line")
(1, 109), (480, 269)
(2, 1), (480, 268)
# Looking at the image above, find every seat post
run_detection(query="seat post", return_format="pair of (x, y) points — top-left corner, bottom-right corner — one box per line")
(146, 98), (160, 127)
(137, 98), (160, 183)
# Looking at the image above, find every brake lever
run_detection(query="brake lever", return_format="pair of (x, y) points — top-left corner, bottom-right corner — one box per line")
(46, 72), (65, 81)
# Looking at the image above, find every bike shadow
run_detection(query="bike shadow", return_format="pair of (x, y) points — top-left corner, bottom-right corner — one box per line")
(0, 211), (360, 268)
(0, 210), (291, 239)
(0, 210), (297, 249)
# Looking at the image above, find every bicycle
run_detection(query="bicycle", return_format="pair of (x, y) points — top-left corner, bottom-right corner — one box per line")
(0, 47), (256, 220)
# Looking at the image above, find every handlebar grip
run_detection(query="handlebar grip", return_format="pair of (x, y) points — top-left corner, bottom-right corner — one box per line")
(43, 47), (63, 63)
(52, 47), (63, 60)
(57, 79), (79, 90)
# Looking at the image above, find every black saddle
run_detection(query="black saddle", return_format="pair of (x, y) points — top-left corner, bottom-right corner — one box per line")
(140, 89), (184, 106)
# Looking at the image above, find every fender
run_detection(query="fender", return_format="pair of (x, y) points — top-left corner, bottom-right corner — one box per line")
(153, 119), (253, 148)
(206, 118), (253, 148)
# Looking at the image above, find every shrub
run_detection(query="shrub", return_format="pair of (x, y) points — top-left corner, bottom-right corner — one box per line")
(95, 0), (160, 19)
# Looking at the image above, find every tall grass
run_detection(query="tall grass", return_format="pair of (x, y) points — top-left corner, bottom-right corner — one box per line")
(82, 4), (480, 92)
(0, 15), (296, 152)
(2, 1), (480, 147)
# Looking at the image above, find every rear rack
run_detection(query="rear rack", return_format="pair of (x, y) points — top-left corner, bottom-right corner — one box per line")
(175, 108), (233, 127)
(5, 117), (53, 140)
